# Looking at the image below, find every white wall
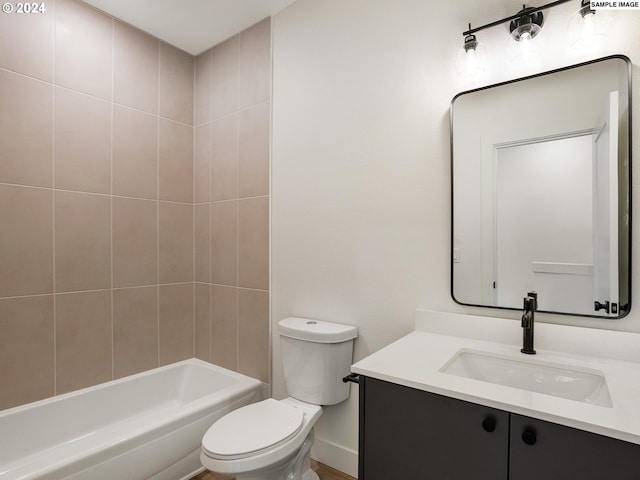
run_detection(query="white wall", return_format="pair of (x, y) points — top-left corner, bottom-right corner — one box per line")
(271, 0), (640, 475)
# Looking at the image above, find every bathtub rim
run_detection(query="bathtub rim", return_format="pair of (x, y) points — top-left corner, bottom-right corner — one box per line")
(0, 358), (261, 418)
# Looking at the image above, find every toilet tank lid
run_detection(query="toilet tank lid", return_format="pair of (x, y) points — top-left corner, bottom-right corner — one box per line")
(278, 317), (357, 343)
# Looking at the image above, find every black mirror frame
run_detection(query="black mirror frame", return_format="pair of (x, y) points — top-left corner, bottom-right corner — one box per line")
(450, 55), (632, 319)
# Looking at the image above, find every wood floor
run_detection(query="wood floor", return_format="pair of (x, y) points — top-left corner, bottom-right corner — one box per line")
(192, 459), (356, 480)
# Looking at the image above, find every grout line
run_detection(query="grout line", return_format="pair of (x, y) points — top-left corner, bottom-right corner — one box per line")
(192, 196), (196, 359)
(52, 287), (113, 297)
(0, 292), (56, 301)
(51, 1), (57, 395)
(0, 183), (191, 205)
(208, 48), (214, 362)
(0, 282), (201, 301)
(0, 67), (195, 130)
(110, 17), (115, 381)
(192, 51), (198, 360)
(0, 182), (54, 191)
(207, 98), (270, 124)
(211, 194), (270, 203)
(156, 40), (162, 368)
(235, 35), (241, 373)
(0, 66), (52, 84)
(267, 18), (273, 397)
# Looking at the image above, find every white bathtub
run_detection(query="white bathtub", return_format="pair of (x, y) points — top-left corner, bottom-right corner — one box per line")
(0, 359), (262, 480)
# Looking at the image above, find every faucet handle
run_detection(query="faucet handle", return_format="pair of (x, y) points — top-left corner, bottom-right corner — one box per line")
(524, 292), (538, 311)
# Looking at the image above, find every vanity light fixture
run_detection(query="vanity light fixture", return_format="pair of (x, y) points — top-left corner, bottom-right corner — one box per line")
(454, 24), (488, 77)
(458, 0), (576, 71)
(568, 0), (609, 51)
(509, 5), (545, 64)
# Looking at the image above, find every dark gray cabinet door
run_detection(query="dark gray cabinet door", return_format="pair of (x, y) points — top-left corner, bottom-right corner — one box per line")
(360, 377), (509, 479)
(510, 414), (640, 480)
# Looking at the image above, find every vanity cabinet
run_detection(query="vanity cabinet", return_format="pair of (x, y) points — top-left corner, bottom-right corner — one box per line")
(359, 376), (509, 479)
(509, 414), (640, 479)
(359, 377), (640, 479)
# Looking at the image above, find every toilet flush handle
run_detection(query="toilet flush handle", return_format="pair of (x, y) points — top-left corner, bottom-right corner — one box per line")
(342, 373), (360, 384)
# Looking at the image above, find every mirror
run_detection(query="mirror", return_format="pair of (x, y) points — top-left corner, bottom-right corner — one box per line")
(451, 56), (631, 318)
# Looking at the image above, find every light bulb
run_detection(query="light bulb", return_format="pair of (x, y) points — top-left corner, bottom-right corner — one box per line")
(454, 34), (488, 78)
(518, 32), (537, 62)
(568, 5), (609, 51)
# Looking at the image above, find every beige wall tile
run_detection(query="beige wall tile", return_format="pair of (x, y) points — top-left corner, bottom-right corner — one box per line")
(159, 283), (194, 365)
(113, 197), (157, 288)
(195, 50), (212, 126)
(114, 21), (159, 114)
(55, 0), (112, 100)
(112, 105), (158, 200)
(159, 42), (194, 125)
(55, 87), (111, 194)
(211, 201), (238, 286)
(0, 295), (54, 410)
(55, 191), (111, 292)
(238, 289), (269, 382)
(55, 290), (112, 394)
(159, 119), (193, 203)
(0, 70), (53, 187)
(113, 286), (159, 378)
(211, 285), (238, 371)
(0, 0), (206, 407)
(0, 185), (53, 297)
(195, 124), (211, 203)
(195, 283), (211, 361)
(211, 115), (238, 201)
(238, 18), (271, 110)
(0, 1), (54, 81)
(159, 202), (193, 284)
(211, 36), (239, 120)
(238, 197), (269, 290)
(195, 204), (211, 283)
(239, 102), (270, 198)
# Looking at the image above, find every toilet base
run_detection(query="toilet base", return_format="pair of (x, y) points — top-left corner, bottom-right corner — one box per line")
(233, 430), (317, 480)
(302, 470), (319, 480)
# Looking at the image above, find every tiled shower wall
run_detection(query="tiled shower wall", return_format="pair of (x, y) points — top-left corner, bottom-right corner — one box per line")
(0, 0), (272, 411)
(193, 19), (271, 387)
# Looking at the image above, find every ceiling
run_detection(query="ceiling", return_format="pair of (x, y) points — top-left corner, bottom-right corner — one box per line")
(81, 0), (298, 56)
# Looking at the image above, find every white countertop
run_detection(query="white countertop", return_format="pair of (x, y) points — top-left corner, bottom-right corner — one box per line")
(351, 310), (640, 445)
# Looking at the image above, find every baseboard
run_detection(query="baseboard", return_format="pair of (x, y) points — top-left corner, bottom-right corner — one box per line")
(311, 437), (358, 478)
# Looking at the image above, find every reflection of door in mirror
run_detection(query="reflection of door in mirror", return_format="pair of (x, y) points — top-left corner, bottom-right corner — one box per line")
(492, 135), (594, 314)
(592, 90), (619, 316)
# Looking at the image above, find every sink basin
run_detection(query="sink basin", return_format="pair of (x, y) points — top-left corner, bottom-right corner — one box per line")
(440, 349), (612, 407)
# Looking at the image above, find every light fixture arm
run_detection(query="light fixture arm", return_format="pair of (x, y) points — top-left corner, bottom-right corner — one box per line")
(462, 0), (573, 37)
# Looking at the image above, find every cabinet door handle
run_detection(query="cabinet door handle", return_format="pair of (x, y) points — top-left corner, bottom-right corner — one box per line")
(521, 429), (537, 446)
(482, 416), (496, 433)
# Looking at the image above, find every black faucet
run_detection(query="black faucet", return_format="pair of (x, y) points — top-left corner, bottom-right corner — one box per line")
(521, 292), (537, 355)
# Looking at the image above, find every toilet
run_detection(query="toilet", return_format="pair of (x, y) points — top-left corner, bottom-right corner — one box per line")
(201, 317), (358, 480)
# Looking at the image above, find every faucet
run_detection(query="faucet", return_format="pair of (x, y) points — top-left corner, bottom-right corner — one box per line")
(521, 291), (537, 355)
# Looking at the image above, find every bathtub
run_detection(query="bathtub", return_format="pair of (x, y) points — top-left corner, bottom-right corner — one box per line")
(0, 359), (262, 480)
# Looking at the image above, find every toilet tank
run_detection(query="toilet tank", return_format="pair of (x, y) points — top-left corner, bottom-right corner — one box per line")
(278, 317), (358, 406)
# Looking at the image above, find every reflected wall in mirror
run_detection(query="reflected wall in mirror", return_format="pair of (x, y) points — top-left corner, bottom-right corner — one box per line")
(451, 56), (631, 318)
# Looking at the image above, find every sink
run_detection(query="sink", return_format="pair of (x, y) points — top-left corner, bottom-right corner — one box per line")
(440, 349), (612, 407)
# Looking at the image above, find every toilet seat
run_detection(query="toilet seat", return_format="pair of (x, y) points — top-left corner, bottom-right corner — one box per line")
(202, 399), (304, 460)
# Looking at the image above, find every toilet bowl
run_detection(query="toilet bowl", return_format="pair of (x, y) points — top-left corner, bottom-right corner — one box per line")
(201, 397), (322, 480)
(200, 317), (357, 480)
